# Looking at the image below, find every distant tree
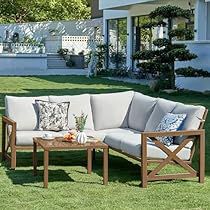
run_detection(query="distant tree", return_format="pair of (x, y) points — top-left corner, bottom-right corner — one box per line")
(0, 0), (90, 23)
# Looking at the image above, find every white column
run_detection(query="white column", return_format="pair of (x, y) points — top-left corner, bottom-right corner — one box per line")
(207, 2), (210, 40)
(126, 15), (133, 69)
(194, 0), (207, 40)
(103, 18), (108, 44)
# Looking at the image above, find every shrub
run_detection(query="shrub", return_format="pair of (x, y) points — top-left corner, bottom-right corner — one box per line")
(57, 48), (69, 59)
(176, 67), (210, 77)
(66, 59), (75, 68)
(97, 68), (129, 78)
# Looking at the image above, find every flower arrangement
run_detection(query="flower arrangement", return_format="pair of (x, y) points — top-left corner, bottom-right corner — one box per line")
(74, 112), (88, 132)
(64, 130), (77, 142)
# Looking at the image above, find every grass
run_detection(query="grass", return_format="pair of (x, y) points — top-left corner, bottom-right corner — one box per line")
(0, 75), (210, 209)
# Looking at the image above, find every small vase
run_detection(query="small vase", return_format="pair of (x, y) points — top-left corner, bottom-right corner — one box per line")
(76, 131), (87, 144)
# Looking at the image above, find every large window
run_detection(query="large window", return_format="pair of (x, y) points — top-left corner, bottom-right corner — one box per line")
(132, 16), (163, 53)
(172, 15), (194, 41)
(132, 16), (160, 70)
(132, 14), (194, 70)
(107, 18), (127, 69)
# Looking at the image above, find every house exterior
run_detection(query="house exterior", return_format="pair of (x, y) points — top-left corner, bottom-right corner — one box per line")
(96, 0), (210, 91)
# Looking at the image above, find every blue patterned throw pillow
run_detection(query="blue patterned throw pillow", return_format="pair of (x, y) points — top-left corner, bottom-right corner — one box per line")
(155, 113), (187, 146)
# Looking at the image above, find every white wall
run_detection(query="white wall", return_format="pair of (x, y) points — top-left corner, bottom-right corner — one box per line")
(207, 3), (210, 39)
(0, 18), (103, 53)
(0, 54), (47, 71)
(0, 20), (97, 42)
(194, 0), (207, 40)
(175, 41), (210, 71)
(176, 77), (210, 92)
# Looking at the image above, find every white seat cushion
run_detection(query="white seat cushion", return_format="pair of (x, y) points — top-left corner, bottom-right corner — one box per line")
(60, 128), (139, 142)
(128, 92), (157, 132)
(49, 94), (94, 130)
(16, 131), (59, 146)
(105, 133), (191, 160)
(91, 91), (134, 130)
(16, 128), (139, 146)
(5, 96), (49, 131)
(145, 98), (177, 131)
(102, 129), (140, 148)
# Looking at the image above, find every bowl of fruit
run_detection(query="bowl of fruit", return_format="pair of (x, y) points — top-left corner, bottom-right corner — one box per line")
(63, 130), (77, 142)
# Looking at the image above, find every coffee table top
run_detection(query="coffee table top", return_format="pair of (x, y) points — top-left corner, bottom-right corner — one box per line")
(33, 137), (108, 151)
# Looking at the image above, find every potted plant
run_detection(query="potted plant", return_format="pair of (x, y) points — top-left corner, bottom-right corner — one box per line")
(57, 48), (69, 59)
(74, 113), (88, 144)
(49, 29), (59, 36)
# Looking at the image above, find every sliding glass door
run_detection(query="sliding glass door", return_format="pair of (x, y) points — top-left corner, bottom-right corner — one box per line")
(107, 18), (127, 69)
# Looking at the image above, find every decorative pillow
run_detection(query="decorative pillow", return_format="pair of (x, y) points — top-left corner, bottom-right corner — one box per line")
(155, 113), (187, 146)
(36, 100), (70, 131)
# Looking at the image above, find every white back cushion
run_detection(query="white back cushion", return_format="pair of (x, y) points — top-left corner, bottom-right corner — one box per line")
(145, 98), (177, 131)
(172, 102), (206, 144)
(5, 96), (49, 131)
(91, 91), (134, 130)
(49, 94), (94, 130)
(128, 92), (157, 132)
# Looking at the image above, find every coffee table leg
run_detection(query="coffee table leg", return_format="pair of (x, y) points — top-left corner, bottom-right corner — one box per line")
(44, 150), (49, 188)
(103, 148), (108, 185)
(33, 142), (37, 176)
(87, 149), (92, 174)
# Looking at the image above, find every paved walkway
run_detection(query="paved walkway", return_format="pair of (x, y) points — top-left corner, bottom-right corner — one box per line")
(0, 68), (88, 76)
(104, 77), (152, 86)
(105, 76), (210, 92)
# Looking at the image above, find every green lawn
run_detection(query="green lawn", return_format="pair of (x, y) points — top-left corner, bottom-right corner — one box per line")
(0, 76), (210, 210)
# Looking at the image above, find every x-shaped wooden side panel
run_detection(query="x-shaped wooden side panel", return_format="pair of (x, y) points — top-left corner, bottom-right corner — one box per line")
(147, 138), (197, 180)
(141, 129), (205, 188)
(2, 116), (16, 164)
(5, 130), (12, 153)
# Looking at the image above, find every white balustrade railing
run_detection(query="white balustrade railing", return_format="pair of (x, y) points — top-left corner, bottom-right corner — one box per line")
(0, 43), (45, 54)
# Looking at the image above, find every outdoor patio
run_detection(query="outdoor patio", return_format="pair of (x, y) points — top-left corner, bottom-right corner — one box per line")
(0, 75), (210, 209)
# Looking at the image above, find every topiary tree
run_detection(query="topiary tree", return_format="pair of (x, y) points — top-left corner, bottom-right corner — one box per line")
(133, 5), (197, 89)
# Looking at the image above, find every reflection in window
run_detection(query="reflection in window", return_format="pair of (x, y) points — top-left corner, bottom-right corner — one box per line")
(132, 16), (162, 70)
(172, 14), (194, 41)
(107, 18), (127, 69)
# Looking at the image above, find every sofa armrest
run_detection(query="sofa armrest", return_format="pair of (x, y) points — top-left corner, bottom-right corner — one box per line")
(141, 129), (205, 139)
(140, 129), (205, 162)
(2, 115), (17, 146)
(2, 116), (16, 127)
(140, 129), (205, 187)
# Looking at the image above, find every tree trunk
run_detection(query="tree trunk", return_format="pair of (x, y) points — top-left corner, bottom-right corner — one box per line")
(168, 18), (176, 89)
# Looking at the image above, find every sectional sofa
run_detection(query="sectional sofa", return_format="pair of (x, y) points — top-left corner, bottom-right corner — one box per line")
(2, 91), (208, 187)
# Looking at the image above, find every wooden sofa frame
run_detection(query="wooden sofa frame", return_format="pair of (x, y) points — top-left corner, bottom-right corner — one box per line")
(1, 109), (208, 188)
(109, 109), (208, 188)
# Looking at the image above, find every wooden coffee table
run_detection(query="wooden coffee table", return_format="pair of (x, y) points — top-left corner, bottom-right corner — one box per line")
(33, 137), (109, 188)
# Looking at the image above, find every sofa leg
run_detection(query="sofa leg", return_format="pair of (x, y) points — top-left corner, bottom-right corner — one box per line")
(141, 134), (147, 188)
(141, 156), (148, 188)
(11, 147), (16, 170)
(1, 120), (6, 161)
(141, 165), (148, 188)
(199, 132), (205, 183)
